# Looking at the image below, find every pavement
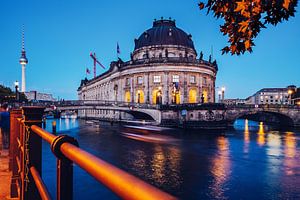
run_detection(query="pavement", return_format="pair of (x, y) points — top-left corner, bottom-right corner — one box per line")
(0, 149), (12, 200)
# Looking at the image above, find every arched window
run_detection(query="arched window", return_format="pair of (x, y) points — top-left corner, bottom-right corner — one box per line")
(136, 90), (145, 103)
(189, 89), (197, 103)
(125, 91), (131, 102)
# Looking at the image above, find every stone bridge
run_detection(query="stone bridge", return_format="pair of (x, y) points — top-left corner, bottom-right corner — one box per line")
(44, 100), (300, 128)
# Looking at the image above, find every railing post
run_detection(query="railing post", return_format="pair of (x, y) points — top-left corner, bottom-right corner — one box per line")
(51, 135), (78, 200)
(9, 109), (22, 198)
(22, 106), (45, 200)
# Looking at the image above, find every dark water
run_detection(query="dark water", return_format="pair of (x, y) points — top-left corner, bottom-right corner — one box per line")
(42, 119), (300, 200)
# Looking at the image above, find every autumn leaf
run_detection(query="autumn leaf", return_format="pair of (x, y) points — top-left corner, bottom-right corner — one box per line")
(235, 1), (247, 12)
(198, 2), (205, 10)
(244, 40), (251, 49)
(283, 0), (291, 10)
(199, 0), (298, 55)
(238, 20), (250, 33)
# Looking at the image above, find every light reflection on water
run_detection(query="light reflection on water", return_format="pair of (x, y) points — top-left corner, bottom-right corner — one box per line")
(42, 119), (300, 199)
(209, 136), (231, 200)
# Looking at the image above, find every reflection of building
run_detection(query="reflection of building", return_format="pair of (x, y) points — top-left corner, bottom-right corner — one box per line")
(246, 86), (297, 105)
(25, 91), (56, 102)
(78, 19), (218, 104)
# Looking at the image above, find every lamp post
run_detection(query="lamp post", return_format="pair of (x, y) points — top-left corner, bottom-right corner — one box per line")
(288, 90), (293, 105)
(218, 91), (222, 103)
(14, 80), (19, 102)
(221, 87), (225, 102)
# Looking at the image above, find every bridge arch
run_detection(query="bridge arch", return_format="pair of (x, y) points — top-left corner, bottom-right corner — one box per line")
(126, 110), (155, 121)
(235, 111), (294, 127)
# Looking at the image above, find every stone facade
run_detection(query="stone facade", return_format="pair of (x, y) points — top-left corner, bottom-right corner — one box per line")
(78, 19), (218, 106)
(25, 91), (56, 102)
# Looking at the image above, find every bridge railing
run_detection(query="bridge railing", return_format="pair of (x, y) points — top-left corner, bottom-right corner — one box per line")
(20, 100), (300, 111)
(9, 107), (177, 200)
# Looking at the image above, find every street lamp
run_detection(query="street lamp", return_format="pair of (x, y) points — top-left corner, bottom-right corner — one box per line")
(288, 89), (293, 105)
(218, 90), (222, 103)
(221, 87), (225, 102)
(14, 80), (19, 101)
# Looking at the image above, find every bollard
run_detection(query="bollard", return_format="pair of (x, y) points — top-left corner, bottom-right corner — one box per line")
(52, 121), (57, 135)
(42, 117), (46, 129)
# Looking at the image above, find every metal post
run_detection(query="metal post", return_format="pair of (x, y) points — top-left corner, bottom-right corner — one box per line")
(9, 109), (22, 198)
(51, 135), (78, 200)
(22, 106), (45, 200)
(52, 121), (57, 135)
(57, 158), (73, 200)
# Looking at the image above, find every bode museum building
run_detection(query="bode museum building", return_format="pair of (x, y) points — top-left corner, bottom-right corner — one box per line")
(78, 19), (218, 106)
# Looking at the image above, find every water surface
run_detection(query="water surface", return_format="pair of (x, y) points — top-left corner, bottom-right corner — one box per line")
(42, 119), (300, 199)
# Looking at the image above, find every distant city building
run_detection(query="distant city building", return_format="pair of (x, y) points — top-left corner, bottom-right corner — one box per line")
(25, 91), (56, 102)
(222, 98), (246, 105)
(247, 86), (297, 105)
(78, 19), (218, 104)
(291, 88), (300, 106)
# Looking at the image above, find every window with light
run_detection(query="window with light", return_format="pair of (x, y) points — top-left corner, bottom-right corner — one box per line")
(190, 75), (196, 83)
(137, 76), (143, 85)
(172, 75), (179, 83)
(153, 75), (161, 83)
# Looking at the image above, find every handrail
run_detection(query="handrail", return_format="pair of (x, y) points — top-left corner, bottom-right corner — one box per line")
(31, 126), (56, 144)
(30, 166), (52, 200)
(31, 125), (177, 200)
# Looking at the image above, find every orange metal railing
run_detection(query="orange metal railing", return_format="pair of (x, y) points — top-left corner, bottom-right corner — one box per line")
(9, 107), (177, 200)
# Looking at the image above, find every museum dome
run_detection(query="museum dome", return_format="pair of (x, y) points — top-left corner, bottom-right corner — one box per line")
(134, 19), (195, 50)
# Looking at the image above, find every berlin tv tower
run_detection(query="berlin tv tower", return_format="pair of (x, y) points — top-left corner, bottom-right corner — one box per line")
(19, 26), (28, 92)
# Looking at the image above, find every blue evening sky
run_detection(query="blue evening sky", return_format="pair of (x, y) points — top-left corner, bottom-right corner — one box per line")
(0, 0), (299, 100)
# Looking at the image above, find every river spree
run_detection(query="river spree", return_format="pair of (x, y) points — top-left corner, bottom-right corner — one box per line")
(42, 119), (300, 200)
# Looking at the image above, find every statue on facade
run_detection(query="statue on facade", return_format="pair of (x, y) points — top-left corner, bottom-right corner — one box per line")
(201, 94), (204, 103)
(199, 51), (203, 60)
(130, 52), (133, 60)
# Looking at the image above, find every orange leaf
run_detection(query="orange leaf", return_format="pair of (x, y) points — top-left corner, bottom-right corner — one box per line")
(238, 20), (249, 33)
(235, 1), (247, 12)
(283, 0), (290, 10)
(245, 40), (251, 49)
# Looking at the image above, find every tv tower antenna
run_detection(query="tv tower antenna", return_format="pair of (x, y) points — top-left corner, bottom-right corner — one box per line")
(19, 25), (28, 92)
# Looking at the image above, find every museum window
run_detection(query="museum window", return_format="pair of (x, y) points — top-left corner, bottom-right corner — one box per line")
(153, 75), (161, 83)
(172, 75), (179, 83)
(190, 75), (196, 84)
(137, 76), (143, 85)
(126, 78), (130, 86)
(203, 77), (207, 85)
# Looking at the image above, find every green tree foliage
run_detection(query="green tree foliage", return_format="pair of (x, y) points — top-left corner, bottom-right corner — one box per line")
(199, 0), (298, 55)
(0, 84), (27, 103)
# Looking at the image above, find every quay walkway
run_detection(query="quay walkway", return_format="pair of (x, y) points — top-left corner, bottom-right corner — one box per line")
(0, 149), (15, 200)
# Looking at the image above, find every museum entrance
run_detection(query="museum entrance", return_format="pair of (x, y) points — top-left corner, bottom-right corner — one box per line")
(152, 89), (162, 104)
